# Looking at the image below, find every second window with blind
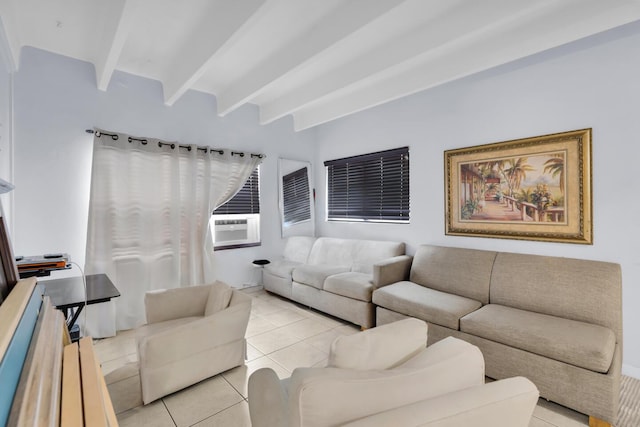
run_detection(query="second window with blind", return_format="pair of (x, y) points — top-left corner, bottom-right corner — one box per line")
(324, 147), (410, 223)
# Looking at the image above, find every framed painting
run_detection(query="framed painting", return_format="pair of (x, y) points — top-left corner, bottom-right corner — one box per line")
(444, 128), (592, 244)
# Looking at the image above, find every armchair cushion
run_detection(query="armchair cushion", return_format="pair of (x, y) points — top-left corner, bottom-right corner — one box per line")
(144, 284), (211, 323)
(204, 280), (233, 316)
(329, 318), (427, 370)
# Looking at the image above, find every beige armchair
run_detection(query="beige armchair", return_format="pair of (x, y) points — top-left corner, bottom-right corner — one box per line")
(248, 318), (538, 427)
(136, 281), (251, 404)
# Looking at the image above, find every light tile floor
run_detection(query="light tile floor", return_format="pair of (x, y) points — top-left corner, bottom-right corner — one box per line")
(94, 286), (591, 426)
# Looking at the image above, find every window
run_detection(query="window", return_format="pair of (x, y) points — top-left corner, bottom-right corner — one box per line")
(214, 168), (260, 215)
(282, 167), (311, 225)
(211, 167), (260, 250)
(325, 147), (409, 222)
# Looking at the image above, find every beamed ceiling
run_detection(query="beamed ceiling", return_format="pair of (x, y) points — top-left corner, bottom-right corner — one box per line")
(1, 0), (639, 131)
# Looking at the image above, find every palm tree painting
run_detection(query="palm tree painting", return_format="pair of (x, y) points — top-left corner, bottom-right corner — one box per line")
(445, 128), (592, 244)
(458, 151), (566, 223)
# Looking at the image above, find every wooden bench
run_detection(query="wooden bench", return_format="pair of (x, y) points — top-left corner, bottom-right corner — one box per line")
(0, 278), (117, 426)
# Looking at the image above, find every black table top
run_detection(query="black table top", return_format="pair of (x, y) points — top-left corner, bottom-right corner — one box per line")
(40, 273), (120, 309)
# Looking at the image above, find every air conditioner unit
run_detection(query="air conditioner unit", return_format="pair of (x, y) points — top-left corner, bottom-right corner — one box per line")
(211, 214), (260, 249)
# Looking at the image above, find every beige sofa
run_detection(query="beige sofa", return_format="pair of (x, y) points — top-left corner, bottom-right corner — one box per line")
(263, 237), (410, 328)
(136, 282), (252, 404)
(373, 245), (622, 426)
(248, 318), (539, 427)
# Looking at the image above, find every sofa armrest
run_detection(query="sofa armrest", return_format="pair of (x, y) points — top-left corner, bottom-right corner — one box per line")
(248, 368), (289, 427)
(372, 255), (413, 288)
(138, 299), (251, 369)
(342, 377), (539, 427)
(144, 284), (212, 324)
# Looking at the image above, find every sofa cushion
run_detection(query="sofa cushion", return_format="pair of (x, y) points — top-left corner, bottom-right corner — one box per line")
(372, 281), (482, 330)
(306, 238), (404, 274)
(283, 236), (317, 264)
(410, 245), (496, 304)
(460, 304), (616, 373)
(328, 318), (427, 370)
(265, 260), (303, 279)
(204, 281), (233, 316)
(293, 264), (350, 289)
(490, 252), (622, 341)
(324, 272), (374, 302)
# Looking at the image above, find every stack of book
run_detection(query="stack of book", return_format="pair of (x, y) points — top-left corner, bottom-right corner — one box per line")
(16, 253), (70, 278)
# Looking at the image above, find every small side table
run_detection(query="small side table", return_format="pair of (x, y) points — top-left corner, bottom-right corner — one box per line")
(252, 259), (270, 286)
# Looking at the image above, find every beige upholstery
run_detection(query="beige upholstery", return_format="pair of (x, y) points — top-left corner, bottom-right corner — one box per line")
(461, 304), (616, 373)
(248, 319), (538, 427)
(372, 244), (623, 424)
(342, 377), (539, 427)
(136, 281), (251, 404)
(264, 236), (408, 328)
(373, 281), (482, 330)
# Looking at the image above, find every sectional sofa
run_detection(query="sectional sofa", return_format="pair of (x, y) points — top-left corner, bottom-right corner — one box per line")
(263, 237), (410, 328)
(372, 245), (622, 426)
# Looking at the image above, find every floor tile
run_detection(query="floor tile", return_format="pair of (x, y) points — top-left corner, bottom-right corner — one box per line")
(104, 360), (139, 385)
(250, 299), (286, 316)
(107, 374), (143, 414)
(245, 315), (279, 338)
(102, 354), (138, 379)
(534, 399), (588, 426)
(529, 416), (556, 427)
(269, 341), (327, 372)
(247, 327), (301, 354)
(246, 343), (263, 361)
(94, 335), (137, 363)
(277, 317), (333, 340)
(222, 356), (291, 398)
(117, 400), (174, 427)
(303, 329), (344, 353)
(262, 308), (306, 327)
(163, 376), (243, 427)
(192, 401), (251, 427)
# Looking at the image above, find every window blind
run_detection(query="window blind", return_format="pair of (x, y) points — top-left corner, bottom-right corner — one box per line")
(283, 167), (311, 225)
(213, 167), (260, 214)
(324, 147), (409, 222)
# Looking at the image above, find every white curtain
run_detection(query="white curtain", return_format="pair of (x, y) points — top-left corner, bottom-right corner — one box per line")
(84, 130), (262, 337)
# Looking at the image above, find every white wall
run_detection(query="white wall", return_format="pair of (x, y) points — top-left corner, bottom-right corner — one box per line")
(314, 22), (640, 378)
(11, 47), (315, 287)
(0, 34), (12, 226)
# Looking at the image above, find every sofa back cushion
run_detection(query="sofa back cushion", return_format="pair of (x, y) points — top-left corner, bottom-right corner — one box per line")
(490, 252), (622, 340)
(283, 236), (317, 264)
(328, 318), (427, 370)
(204, 281), (233, 316)
(307, 238), (404, 274)
(410, 245), (496, 304)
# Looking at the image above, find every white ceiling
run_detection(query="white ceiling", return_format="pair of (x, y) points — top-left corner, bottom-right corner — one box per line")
(1, 0), (639, 131)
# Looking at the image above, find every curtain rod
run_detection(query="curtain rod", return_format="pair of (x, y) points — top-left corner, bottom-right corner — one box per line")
(86, 129), (264, 159)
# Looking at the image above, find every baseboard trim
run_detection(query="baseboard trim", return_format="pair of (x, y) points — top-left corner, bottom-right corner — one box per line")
(622, 363), (640, 379)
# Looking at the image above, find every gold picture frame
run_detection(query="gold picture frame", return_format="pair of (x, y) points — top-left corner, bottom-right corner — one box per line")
(445, 128), (592, 244)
